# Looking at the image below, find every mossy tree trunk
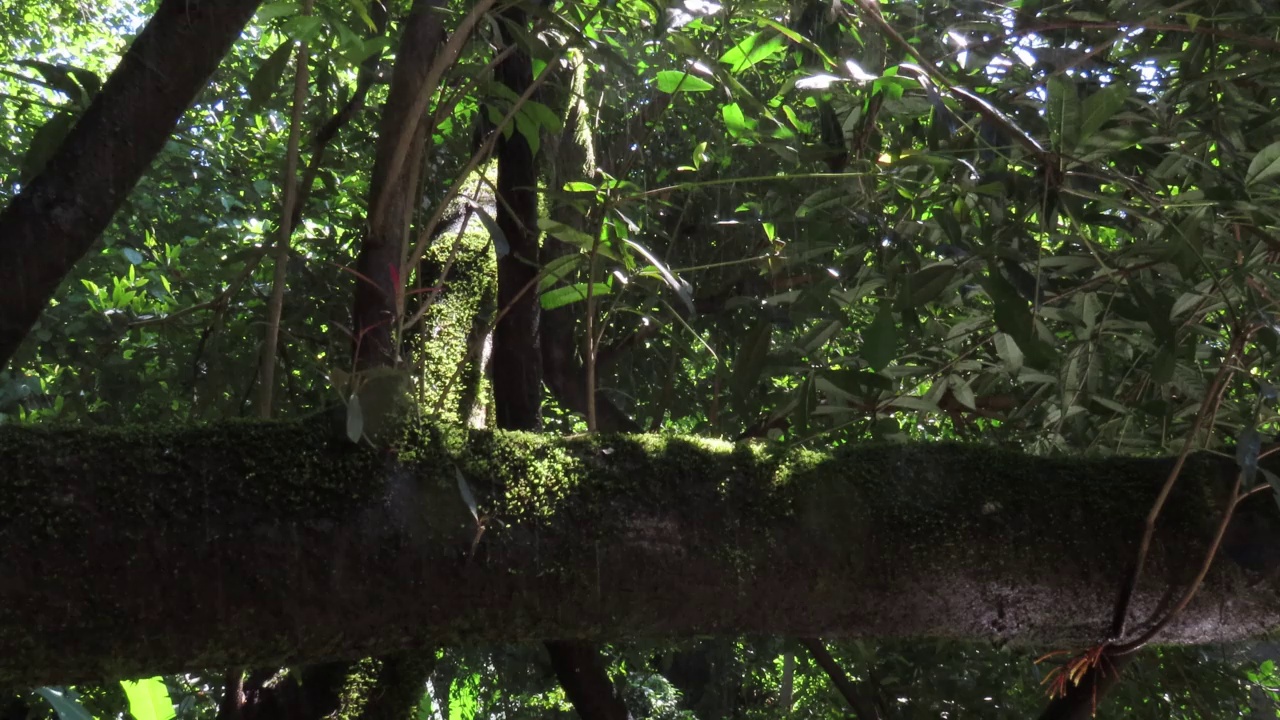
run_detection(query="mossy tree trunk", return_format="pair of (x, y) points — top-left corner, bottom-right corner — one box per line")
(0, 419), (1275, 686)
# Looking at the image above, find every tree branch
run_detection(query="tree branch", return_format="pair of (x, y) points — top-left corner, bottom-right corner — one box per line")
(0, 421), (1272, 685)
(0, 0), (265, 370)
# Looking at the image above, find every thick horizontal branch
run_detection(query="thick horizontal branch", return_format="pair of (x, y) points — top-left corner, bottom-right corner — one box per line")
(0, 419), (1275, 685)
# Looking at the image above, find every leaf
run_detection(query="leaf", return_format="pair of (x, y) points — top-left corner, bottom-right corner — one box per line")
(344, 0), (376, 30)
(719, 32), (786, 74)
(281, 15), (323, 42)
(520, 99), (563, 134)
(889, 395), (940, 412)
(121, 678), (176, 720)
(861, 303), (898, 372)
(345, 394), (364, 443)
(19, 112), (76, 182)
(122, 248), (144, 265)
(1264, 468), (1280, 503)
(655, 70), (714, 94)
(1078, 85), (1128, 142)
(537, 219), (619, 259)
(1246, 140), (1280, 186)
(949, 376), (977, 410)
(624, 238), (694, 314)
(34, 689), (93, 720)
(722, 102), (751, 138)
(800, 320), (842, 354)
(993, 332), (1024, 375)
(1238, 425), (1262, 488)
(455, 467), (479, 522)
(818, 368), (892, 399)
(539, 282), (611, 310)
(905, 264), (958, 309)
(514, 110), (540, 156)
(473, 205), (509, 257)
(17, 60), (89, 105)
(757, 18), (835, 66)
(539, 254), (583, 290)
(1046, 76), (1081, 152)
(981, 269), (1055, 369)
(247, 41), (294, 111)
(256, 1), (301, 22)
(732, 320), (773, 404)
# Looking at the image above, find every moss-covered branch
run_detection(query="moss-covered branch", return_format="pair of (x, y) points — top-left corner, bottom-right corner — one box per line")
(0, 419), (1275, 685)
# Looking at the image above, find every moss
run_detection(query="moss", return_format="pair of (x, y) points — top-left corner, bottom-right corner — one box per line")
(0, 422), (1253, 684)
(409, 228), (496, 427)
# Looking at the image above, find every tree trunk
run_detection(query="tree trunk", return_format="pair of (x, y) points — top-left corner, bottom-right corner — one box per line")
(0, 0), (264, 369)
(353, 0), (446, 371)
(0, 421), (1273, 685)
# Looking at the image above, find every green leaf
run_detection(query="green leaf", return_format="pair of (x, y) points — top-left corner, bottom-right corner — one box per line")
(624, 238), (693, 313)
(473, 205), (509, 257)
(539, 282), (611, 310)
(539, 254), (583, 290)
(1078, 85), (1128, 142)
(861, 303), (898, 372)
(1245, 140), (1280, 186)
(732, 321), (773, 404)
(905, 264), (958, 309)
(247, 41), (294, 111)
(993, 332), (1024, 375)
(719, 31), (786, 74)
(20, 112), (76, 182)
(281, 15), (323, 42)
(35, 689), (93, 720)
(345, 394), (364, 443)
(1046, 76), (1081, 152)
(345, 0), (377, 30)
(981, 269), (1054, 368)
(455, 467), (479, 522)
(121, 678), (175, 720)
(721, 102), (750, 138)
(256, 1), (301, 22)
(949, 376), (977, 410)
(655, 70), (714, 93)
(819, 368), (892, 398)
(756, 18), (835, 66)
(17, 60), (89, 105)
(521, 100), (563, 133)
(538, 219), (594, 250)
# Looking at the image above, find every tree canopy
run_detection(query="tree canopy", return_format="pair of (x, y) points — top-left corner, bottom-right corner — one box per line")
(2, 0), (1280, 717)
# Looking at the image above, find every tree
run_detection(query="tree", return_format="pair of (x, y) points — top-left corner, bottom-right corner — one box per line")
(2, 0), (1280, 717)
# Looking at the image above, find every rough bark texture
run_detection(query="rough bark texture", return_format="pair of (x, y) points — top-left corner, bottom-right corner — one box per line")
(353, 0), (446, 370)
(0, 420), (1276, 685)
(491, 5), (541, 430)
(0, 0), (264, 370)
(545, 641), (632, 720)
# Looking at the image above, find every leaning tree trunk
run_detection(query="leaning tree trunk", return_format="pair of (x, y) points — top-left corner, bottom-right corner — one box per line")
(0, 0), (264, 369)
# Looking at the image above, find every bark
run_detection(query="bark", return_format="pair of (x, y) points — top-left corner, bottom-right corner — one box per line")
(545, 641), (632, 720)
(0, 0), (264, 370)
(353, 0), (446, 370)
(0, 420), (1276, 686)
(357, 652), (438, 720)
(800, 638), (880, 720)
(491, 5), (541, 430)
